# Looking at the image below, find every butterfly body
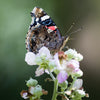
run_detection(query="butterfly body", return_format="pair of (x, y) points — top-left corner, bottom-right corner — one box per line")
(26, 7), (68, 53)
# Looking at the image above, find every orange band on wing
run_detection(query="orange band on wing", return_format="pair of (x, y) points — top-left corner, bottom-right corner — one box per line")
(48, 26), (56, 31)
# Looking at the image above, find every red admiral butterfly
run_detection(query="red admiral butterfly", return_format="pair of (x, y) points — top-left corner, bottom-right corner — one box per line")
(25, 7), (69, 54)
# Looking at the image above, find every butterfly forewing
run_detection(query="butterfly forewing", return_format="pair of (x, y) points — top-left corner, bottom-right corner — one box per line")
(25, 7), (65, 53)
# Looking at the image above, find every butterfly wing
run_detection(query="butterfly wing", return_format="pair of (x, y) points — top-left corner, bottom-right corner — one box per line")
(25, 7), (65, 53)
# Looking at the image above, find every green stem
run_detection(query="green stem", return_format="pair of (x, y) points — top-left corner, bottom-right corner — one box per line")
(48, 69), (55, 80)
(52, 78), (58, 100)
(68, 77), (77, 91)
(57, 92), (64, 95)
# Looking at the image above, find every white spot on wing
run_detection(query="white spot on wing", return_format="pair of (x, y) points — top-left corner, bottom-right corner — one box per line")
(41, 15), (50, 21)
(36, 18), (39, 22)
(47, 29), (53, 33)
(32, 17), (35, 23)
(35, 23), (40, 28)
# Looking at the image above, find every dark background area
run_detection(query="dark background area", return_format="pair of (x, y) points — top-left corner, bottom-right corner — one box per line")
(0, 0), (100, 100)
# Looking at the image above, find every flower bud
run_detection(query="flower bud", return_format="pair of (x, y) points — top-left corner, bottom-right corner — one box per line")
(32, 85), (43, 97)
(26, 78), (38, 87)
(73, 79), (83, 89)
(59, 81), (68, 90)
(74, 69), (83, 77)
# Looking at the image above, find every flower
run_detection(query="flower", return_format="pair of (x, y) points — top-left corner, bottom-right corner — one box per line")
(54, 52), (80, 75)
(25, 52), (36, 65)
(28, 85), (43, 99)
(54, 53), (67, 71)
(44, 59), (56, 74)
(23, 45), (87, 100)
(65, 49), (83, 61)
(57, 71), (68, 83)
(66, 60), (80, 73)
(65, 49), (77, 60)
(35, 67), (44, 76)
(74, 69), (83, 77)
(31, 85), (43, 97)
(37, 46), (52, 59)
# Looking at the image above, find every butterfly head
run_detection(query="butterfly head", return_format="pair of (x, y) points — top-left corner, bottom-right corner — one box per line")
(31, 7), (46, 18)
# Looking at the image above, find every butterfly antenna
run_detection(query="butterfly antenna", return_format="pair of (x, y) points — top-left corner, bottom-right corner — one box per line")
(68, 26), (83, 37)
(65, 26), (83, 43)
(66, 22), (75, 34)
(60, 23), (75, 51)
(60, 26), (83, 51)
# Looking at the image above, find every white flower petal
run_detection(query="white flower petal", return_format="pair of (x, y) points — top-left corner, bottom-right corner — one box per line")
(67, 60), (80, 70)
(65, 49), (77, 56)
(65, 90), (71, 95)
(65, 48), (83, 61)
(22, 92), (28, 99)
(54, 53), (61, 69)
(35, 67), (44, 76)
(76, 89), (85, 96)
(76, 53), (83, 61)
(29, 87), (35, 95)
(73, 79), (83, 89)
(25, 52), (36, 65)
(38, 46), (52, 59)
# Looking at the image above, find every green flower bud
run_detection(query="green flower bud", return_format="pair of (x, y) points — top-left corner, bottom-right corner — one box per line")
(26, 78), (38, 87)
(33, 85), (43, 97)
(59, 81), (68, 91)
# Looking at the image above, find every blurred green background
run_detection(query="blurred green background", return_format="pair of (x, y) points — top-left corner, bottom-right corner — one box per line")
(0, 0), (100, 100)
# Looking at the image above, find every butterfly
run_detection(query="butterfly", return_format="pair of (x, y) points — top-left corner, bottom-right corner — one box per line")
(25, 7), (69, 54)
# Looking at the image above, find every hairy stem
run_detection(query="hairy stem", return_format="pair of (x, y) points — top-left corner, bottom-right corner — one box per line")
(52, 78), (58, 100)
(68, 77), (77, 91)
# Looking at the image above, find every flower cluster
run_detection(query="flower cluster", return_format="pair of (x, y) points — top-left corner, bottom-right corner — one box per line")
(20, 78), (48, 100)
(21, 46), (88, 100)
(25, 47), (83, 81)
